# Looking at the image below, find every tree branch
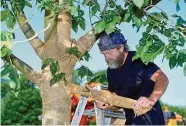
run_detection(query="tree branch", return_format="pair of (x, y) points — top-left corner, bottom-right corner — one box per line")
(14, 11), (45, 60)
(3, 54), (44, 87)
(70, 83), (152, 116)
(14, 22), (51, 44)
(76, 29), (103, 55)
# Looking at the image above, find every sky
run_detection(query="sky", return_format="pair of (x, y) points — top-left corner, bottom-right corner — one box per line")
(1, 0), (186, 106)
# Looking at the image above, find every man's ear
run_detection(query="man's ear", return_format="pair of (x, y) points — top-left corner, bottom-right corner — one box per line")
(119, 45), (124, 52)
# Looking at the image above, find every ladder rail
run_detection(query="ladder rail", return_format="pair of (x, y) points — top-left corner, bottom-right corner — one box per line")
(70, 96), (88, 125)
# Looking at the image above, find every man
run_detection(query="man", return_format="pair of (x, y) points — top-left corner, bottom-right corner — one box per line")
(96, 31), (169, 125)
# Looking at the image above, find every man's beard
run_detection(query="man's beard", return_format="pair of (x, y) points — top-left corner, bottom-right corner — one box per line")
(106, 54), (124, 69)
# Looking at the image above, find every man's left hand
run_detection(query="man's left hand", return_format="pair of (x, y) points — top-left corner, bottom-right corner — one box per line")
(135, 96), (156, 111)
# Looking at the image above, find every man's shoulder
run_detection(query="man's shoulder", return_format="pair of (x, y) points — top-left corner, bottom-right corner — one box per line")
(128, 51), (136, 55)
(127, 51), (139, 63)
(127, 51), (137, 60)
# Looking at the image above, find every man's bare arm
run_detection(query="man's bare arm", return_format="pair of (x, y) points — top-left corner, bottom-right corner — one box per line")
(150, 69), (169, 102)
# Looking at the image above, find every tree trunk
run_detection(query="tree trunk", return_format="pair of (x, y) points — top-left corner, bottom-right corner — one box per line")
(40, 81), (72, 125)
(40, 5), (75, 124)
(39, 58), (76, 125)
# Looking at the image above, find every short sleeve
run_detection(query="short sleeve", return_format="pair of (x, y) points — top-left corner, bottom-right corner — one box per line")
(142, 62), (160, 80)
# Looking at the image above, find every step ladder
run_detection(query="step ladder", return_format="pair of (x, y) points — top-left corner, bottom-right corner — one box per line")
(71, 85), (112, 126)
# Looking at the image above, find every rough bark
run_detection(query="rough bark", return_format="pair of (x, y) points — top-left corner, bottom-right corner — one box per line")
(40, 80), (71, 125)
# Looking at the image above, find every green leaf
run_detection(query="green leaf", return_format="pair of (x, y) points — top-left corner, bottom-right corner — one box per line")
(105, 21), (116, 34)
(179, 34), (185, 46)
(25, 0), (32, 8)
(150, 13), (162, 23)
(41, 58), (54, 69)
(72, 22), (78, 33)
(164, 28), (175, 37)
(1, 32), (14, 44)
(90, 6), (97, 16)
(123, 12), (132, 22)
(65, 47), (82, 58)
(128, 4), (134, 14)
(132, 54), (139, 61)
(146, 26), (152, 33)
(114, 16), (121, 24)
(176, 3), (180, 12)
(169, 55), (177, 69)
(176, 52), (186, 67)
(146, 40), (153, 47)
(0, 41), (12, 57)
(94, 2), (100, 11)
(136, 36), (165, 64)
(1, 63), (12, 77)
(143, 0), (151, 7)
(171, 31), (179, 40)
(9, 68), (19, 84)
(142, 32), (150, 38)
(0, 11), (7, 22)
(144, 42), (164, 62)
(171, 14), (180, 18)
(9, 81), (17, 90)
(78, 9), (84, 17)
(1, 32), (14, 43)
(184, 64), (186, 76)
(144, 16), (151, 26)
(1, 47), (8, 57)
(109, 1), (116, 8)
(6, 11), (16, 29)
(90, 74), (108, 85)
(77, 65), (93, 79)
(50, 62), (59, 76)
(55, 72), (66, 82)
(11, 90), (20, 97)
(70, 6), (78, 15)
(95, 20), (105, 33)
(50, 72), (66, 86)
(82, 52), (91, 61)
(152, 35), (159, 41)
(7, 67), (20, 95)
(177, 17), (186, 25)
(133, 0), (144, 9)
(103, 10), (116, 23)
(135, 17), (143, 28)
(72, 16), (78, 32)
(79, 18), (85, 30)
(179, 49), (186, 55)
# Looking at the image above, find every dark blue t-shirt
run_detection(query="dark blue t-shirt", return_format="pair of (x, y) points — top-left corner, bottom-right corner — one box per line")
(107, 51), (165, 125)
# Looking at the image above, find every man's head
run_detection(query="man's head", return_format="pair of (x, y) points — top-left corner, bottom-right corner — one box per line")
(98, 31), (129, 69)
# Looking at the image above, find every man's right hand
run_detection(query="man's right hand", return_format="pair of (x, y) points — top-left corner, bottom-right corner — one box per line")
(95, 100), (110, 110)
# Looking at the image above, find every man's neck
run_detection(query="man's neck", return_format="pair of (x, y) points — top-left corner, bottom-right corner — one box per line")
(122, 51), (128, 66)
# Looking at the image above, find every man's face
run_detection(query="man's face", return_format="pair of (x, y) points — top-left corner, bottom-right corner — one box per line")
(101, 47), (124, 69)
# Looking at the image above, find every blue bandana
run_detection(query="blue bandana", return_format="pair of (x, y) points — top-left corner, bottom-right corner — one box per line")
(98, 31), (127, 51)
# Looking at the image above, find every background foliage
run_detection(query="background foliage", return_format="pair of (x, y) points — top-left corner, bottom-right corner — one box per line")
(1, 74), (42, 125)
